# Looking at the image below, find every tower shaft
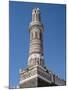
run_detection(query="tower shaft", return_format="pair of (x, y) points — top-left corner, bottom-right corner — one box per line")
(28, 8), (44, 67)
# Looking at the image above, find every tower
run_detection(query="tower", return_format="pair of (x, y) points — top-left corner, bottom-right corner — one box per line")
(19, 8), (66, 88)
(28, 8), (44, 68)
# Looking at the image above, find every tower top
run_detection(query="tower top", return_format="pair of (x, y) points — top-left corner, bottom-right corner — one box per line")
(29, 8), (43, 32)
(32, 8), (40, 14)
(32, 8), (41, 22)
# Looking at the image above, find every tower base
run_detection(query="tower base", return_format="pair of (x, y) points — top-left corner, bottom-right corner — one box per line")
(20, 77), (57, 88)
(19, 65), (66, 88)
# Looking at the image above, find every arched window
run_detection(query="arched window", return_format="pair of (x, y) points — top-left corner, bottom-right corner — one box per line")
(38, 32), (40, 39)
(35, 32), (37, 39)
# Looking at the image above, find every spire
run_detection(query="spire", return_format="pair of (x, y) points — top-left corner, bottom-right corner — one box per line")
(32, 8), (41, 22)
(29, 8), (43, 32)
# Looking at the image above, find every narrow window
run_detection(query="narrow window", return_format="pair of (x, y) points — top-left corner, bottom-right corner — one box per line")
(38, 32), (40, 39)
(35, 32), (37, 39)
(40, 32), (42, 40)
(31, 32), (33, 40)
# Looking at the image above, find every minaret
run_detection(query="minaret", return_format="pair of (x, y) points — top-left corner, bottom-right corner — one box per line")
(28, 8), (44, 67)
(19, 8), (66, 88)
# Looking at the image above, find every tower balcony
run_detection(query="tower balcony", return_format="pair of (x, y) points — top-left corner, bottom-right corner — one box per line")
(29, 21), (43, 32)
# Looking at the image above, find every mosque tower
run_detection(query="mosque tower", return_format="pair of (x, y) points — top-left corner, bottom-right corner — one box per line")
(19, 8), (66, 88)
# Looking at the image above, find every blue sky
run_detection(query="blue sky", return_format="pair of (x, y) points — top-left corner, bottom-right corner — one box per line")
(9, 1), (66, 87)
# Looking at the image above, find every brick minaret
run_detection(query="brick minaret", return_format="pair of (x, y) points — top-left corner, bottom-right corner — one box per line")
(19, 8), (65, 88)
(28, 8), (44, 67)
